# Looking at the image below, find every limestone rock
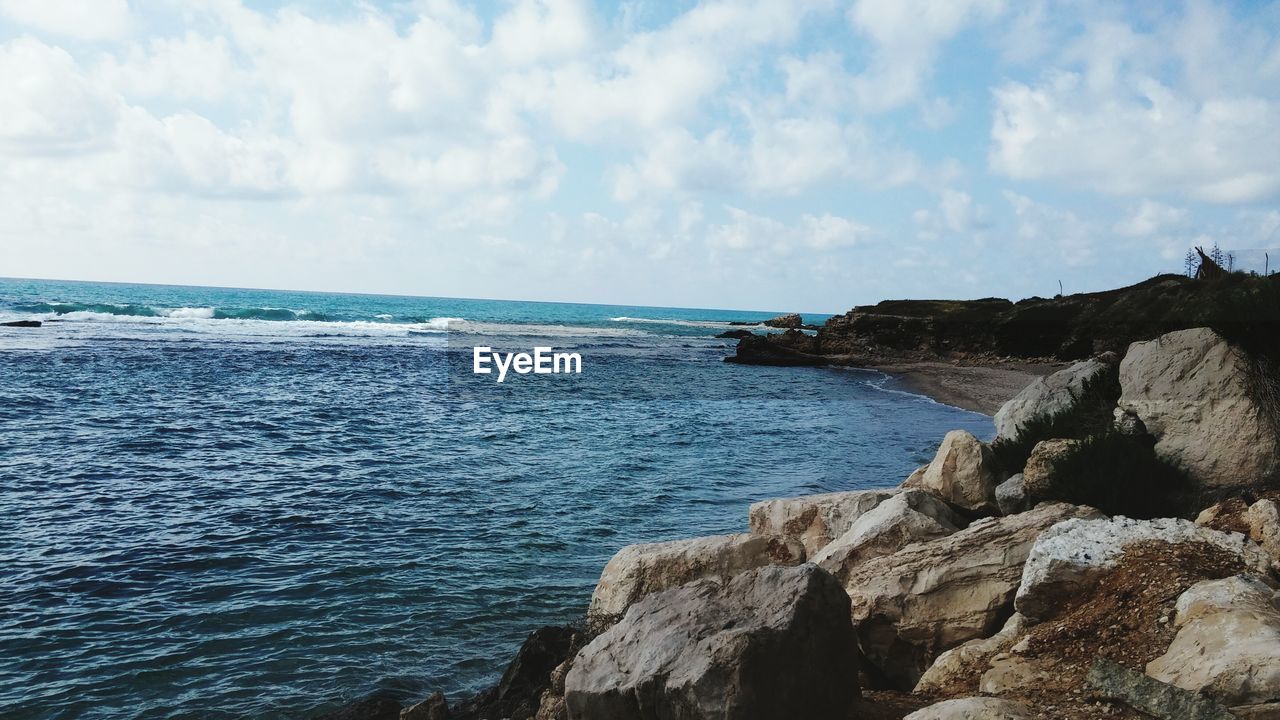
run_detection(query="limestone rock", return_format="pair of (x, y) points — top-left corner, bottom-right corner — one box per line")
(914, 613), (1028, 693)
(994, 358), (1110, 440)
(1086, 658), (1235, 720)
(1147, 575), (1280, 706)
(1015, 516), (1273, 622)
(918, 430), (1000, 513)
(748, 489), (896, 557)
(1118, 327), (1280, 488)
(588, 533), (804, 617)
(1247, 499), (1280, 564)
(995, 474), (1028, 515)
(903, 697), (1035, 720)
(843, 502), (1102, 689)
(565, 564), (860, 720)
(1020, 439), (1079, 501)
(812, 489), (964, 582)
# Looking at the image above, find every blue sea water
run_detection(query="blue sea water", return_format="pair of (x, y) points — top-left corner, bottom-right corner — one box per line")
(0, 278), (991, 719)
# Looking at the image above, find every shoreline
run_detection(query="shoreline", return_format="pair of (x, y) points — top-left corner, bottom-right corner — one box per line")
(866, 360), (1065, 415)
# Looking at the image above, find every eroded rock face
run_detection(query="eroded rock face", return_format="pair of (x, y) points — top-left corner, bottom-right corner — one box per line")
(1147, 575), (1280, 706)
(842, 502), (1101, 689)
(903, 697), (1035, 720)
(812, 489), (963, 582)
(565, 564), (860, 720)
(588, 533), (805, 617)
(748, 489), (896, 557)
(994, 359), (1110, 440)
(1118, 328), (1280, 488)
(1015, 516), (1273, 623)
(917, 430), (1000, 513)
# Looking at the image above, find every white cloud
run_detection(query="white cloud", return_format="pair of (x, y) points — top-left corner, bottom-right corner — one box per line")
(96, 32), (238, 102)
(491, 0), (595, 66)
(0, 0), (131, 40)
(914, 189), (989, 241)
(1113, 200), (1188, 237)
(847, 0), (1005, 113)
(1004, 191), (1094, 266)
(990, 7), (1280, 204)
(708, 206), (871, 254)
(0, 38), (121, 154)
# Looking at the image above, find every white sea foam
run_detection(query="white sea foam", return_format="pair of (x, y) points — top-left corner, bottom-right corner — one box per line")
(610, 316), (762, 329)
(162, 307), (216, 319)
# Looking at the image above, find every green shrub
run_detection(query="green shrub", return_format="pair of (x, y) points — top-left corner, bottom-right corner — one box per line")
(990, 364), (1121, 475)
(1044, 432), (1193, 518)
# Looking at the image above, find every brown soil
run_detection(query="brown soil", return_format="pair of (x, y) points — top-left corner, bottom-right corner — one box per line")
(1197, 488), (1280, 536)
(873, 540), (1262, 719)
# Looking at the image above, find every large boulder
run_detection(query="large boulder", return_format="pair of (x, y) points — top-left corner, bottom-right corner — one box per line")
(917, 430), (1000, 513)
(993, 358), (1111, 440)
(1087, 658), (1236, 720)
(903, 697), (1035, 720)
(565, 564), (860, 720)
(995, 474), (1028, 515)
(842, 502), (1102, 689)
(1147, 575), (1280, 706)
(1117, 328), (1280, 488)
(588, 533), (804, 617)
(1019, 439), (1079, 501)
(1015, 516), (1273, 622)
(748, 489), (896, 557)
(812, 489), (964, 581)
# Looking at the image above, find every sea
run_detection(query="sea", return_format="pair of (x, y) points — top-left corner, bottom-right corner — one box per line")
(0, 277), (992, 719)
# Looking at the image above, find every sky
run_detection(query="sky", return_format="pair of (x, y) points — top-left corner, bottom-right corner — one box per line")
(1, 0), (1279, 312)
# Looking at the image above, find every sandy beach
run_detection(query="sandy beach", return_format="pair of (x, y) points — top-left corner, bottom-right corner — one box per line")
(870, 360), (1066, 415)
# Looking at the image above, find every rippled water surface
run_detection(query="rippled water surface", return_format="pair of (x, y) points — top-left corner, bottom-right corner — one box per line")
(0, 278), (990, 719)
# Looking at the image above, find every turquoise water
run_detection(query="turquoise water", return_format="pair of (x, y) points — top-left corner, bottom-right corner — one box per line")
(0, 278), (991, 719)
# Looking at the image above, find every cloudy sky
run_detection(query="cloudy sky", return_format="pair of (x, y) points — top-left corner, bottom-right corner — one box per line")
(2, 0), (1279, 312)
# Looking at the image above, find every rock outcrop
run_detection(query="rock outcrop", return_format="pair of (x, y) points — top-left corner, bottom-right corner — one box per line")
(1147, 575), (1280, 706)
(565, 564), (860, 720)
(993, 358), (1110, 440)
(812, 489), (964, 582)
(588, 533), (804, 617)
(1015, 516), (1273, 622)
(748, 489), (896, 557)
(1086, 658), (1236, 720)
(903, 697), (1035, 720)
(842, 502), (1102, 689)
(916, 430), (1000, 513)
(1118, 327), (1280, 487)
(763, 313), (803, 329)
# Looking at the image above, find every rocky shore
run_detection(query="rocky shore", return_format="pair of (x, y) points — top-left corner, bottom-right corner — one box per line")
(320, 321), (1280, 719)
(316, 265), (1280, 720)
